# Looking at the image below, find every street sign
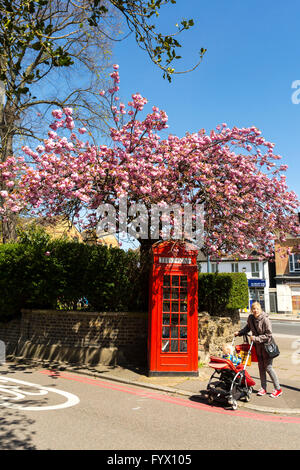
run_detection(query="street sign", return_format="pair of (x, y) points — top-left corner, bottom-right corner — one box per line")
(248, 279), (266, 287)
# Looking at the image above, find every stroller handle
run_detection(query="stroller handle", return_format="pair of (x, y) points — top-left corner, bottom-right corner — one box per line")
(232, 335), (254, 370)
(231, 334), (252, 345)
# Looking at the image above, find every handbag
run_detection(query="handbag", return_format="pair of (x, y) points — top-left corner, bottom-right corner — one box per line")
(264, 339), (280, 358)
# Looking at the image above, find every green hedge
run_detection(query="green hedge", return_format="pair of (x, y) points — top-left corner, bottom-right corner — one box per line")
(0, 226), (249, 319)
(198, 273), (249, 315)
(0, 226), (144, 319)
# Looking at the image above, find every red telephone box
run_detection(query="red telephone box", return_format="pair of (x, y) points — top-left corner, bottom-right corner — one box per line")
(148, 240), (199, 376)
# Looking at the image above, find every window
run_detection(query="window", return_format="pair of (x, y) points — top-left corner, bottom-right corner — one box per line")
(289, 254), (300, 272)
(161, 275), (188, 353)
(231, 263), (239, 273)
(251, 262), (259, 278)
(211, 263), (218, 273)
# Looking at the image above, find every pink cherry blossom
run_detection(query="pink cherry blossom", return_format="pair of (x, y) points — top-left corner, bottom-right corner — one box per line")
(52, 109), (63, 119)
(63, 107), (73, 116)
(1, 65), (298, 260)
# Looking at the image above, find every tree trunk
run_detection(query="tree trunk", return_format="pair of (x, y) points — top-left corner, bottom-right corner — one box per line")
(137, 238), (159, 312)
(1, 213), (17, 244)
(0, 103), (18, 242)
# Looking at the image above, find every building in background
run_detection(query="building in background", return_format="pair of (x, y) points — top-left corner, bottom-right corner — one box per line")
(19, 216), (83, 242)
(274, 215), (300, 314)
(81, 229), (119, 248)
(16, 217), (119, 248)
(197, 251), (272, 313)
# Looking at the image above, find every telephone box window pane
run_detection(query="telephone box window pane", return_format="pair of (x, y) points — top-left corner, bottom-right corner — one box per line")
(163, 275), (170, 286)
(171, 314), (178, 325)
(181, 276), (188, 287)
(172, 301), (179, 312)
(163, 302), (170, 312)
(171, 340), (178, 352)
(162, 340), (170, 352)
(180, 341), (187, 352)
(172, 275), (179, 286)
(171, 326), (178, 338)
(162, 327), (170, 338)
(180, 302), (187, 312)
(180, 327), (187, 338)
(163, 314), (170, 324)
(180, 289), (187, 300)
(180, 314), (187, 325)
(171, 288), (179, 299)
(163, 288), (171, 299)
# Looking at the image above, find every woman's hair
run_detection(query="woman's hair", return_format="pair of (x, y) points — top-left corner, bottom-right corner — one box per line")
(251, 301), (262, 312)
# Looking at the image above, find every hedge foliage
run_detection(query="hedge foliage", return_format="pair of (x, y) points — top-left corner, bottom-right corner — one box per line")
(198, 272), (249, 315)
(0, 226), (144, 319)
(0, 226), (249, 319)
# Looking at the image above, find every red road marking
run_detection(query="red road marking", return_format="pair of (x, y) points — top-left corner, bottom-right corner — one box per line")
(39, 370), (300, 424)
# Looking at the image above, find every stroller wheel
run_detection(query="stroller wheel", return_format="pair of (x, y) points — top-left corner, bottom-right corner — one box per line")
(207, 394), (214, 405)
(231, 400), (238, 410)
(245, 387), (253, 402)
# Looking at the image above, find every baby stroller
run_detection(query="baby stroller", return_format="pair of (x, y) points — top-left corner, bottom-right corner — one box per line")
(206, 336), (256, 410)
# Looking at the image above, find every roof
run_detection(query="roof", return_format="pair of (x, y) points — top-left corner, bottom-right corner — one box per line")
(197, 250), (266, 263)
(19, 216), (83, 242)
(81, 229), (119, 248)
(19, 217), (119, 247)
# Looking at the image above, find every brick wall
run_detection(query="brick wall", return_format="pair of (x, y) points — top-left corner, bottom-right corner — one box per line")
(0, 318), (21, 355)
(275, 238), (299, 275)
(0, 310), (148, 367)
(0, 309), (239, 367)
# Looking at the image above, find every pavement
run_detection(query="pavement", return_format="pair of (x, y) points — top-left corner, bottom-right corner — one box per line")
(6, 313), (300, 416)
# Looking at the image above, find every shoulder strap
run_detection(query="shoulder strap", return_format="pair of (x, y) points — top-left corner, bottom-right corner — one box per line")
(250, 314), (259, 336)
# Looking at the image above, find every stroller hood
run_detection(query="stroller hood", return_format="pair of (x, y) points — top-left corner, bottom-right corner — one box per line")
(209, 355), (256, 387)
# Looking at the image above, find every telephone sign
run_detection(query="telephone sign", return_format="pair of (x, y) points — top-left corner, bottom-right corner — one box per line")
(159, 257), (191, 264)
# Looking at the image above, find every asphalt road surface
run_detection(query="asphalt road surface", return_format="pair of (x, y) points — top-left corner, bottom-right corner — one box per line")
(240, 319), (300, 337)
(0, 364), (299, 452)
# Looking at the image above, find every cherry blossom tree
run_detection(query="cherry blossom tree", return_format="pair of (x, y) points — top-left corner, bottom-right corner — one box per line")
(0, 0), (203, 241)
(1, 65), (299, 256)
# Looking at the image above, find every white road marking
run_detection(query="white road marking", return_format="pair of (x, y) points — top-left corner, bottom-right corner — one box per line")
(0, 376), (80, 411)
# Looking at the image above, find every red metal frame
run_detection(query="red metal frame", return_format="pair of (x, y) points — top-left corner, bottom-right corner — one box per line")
(148, 240), (199, 376)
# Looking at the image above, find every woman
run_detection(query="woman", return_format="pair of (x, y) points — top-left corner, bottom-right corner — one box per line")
(235, 302), (282, 398)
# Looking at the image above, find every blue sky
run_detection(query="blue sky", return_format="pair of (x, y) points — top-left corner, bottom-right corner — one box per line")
(112, 0), (300, 199)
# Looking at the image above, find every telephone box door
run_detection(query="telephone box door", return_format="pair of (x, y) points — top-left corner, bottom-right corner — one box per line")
(148, 241), (199, 376)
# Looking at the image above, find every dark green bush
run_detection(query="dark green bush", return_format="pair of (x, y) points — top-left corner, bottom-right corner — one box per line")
(0, 227), (67, 317)
(0, 225), (248, 319)
(198, 272), (249, 315)
(0, 226), (143, 318)
(81, 244), (142, 312)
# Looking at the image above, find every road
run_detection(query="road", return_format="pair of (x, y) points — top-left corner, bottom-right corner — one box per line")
(240, 318), (300, 337)
(0, 319), (299, 452)
(0, 363), (299, 452)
